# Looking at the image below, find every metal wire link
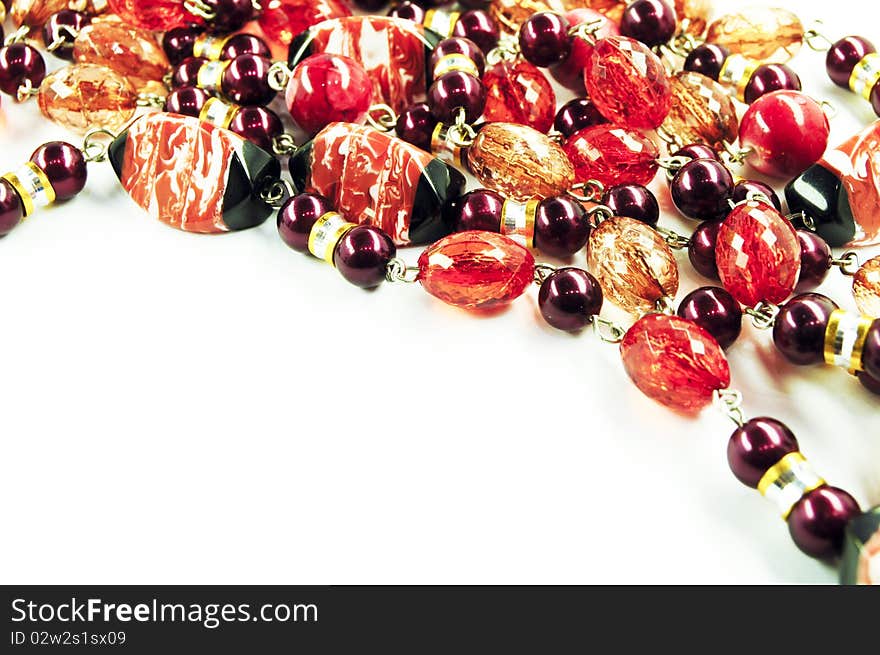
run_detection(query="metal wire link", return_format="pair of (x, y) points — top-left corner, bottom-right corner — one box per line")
(533, 263), (556, 285)
(385, 258), (419, 284)
(657, 226), (691, 250)
(81, 129), (117, 163)
(804, 23), (834, 52)
(4, 25), (29, 46)
(137, 93), (167, 108)
(366, 104), (398, 133)
(567, 179), (605, 203)
(713, 389), (746, 427)
(267, 61), (293, 92)
(272, 133), (298, 156)
(745, 302), (780, 330)
(16, 78), (39, 103)
(832, 251), (860, 276)
(46, 25), (80, 52)
(722, 142), (754, 166)
(486, 36), (520, 65)
(592, 316), (627, 344)
(568, 20), (605, 46)
(586, 204), (614, 228)
(259, 179), (294, 208)
(183, 0), (216, 20)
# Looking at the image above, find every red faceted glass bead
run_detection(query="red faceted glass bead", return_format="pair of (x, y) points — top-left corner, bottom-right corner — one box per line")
(286, 54), (372, 135)
(620, 314), (731, 414)
(738, 90), (830, 179)
(584, 36), (672, 130)
(563, 125), (660, 187)
(258, 0), (352, 47)
(417, 231), (535, 310)
(482, 59), (556, 133)
(107, 0), (197, 31)
(551, 8), (620, 91)
(715, 200), (801, 307)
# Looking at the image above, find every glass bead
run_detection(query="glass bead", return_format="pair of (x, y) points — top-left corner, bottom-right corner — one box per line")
(563, 125), (659, 187)
(661, 71), (738, 150)
(706, 7), (803, 64)
(37, 63), (137, 134)
(482, 59), (556, 133)
(106, 0), (196, 31)
(285, 54), (372, 135)
(258, 0), (352, 47)
(854, 256), (880, 318)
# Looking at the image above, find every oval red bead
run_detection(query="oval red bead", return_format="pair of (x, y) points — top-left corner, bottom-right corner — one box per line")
(417, 231), (535, 310)
(584, 36), (672, 130)
(563, 125), (660, 187)
(739, 90), (830, 179)
(286, 54), (372, 135)
(259, 0), (352, 47)
(107, 0), (197, 31)
(551, 8), (619, 91)
(482, 59), (556, 133)
(620, 314), (731, 414)
(715, 200), (802, 306)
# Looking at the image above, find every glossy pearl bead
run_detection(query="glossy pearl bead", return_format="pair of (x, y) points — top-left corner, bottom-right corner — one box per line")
(727, 417), (799, 488)
(0, 43), (46, 96)
(163, 86), (210, 117)
(731, 179), (781, 212)
(222, 34), (272, 60)
(671, 159), (734, 221)
(202, 0), (255, 33)
(553, 98), (607, 138)
(171, 57), (206, 89)
(857, 370), (880, 395)
(826, 36), (876, 87)
(162, 26), (202, 65)
(395, 103), (437, 152)
(534, 196), (590, 258)
(30, 142), (87, 201)
(788, 486), (860, 559)
(684, 43), (729, 81)
(427, 71), (486, 123)
(688, 220), (721, 280)
(871, 82), (880, 118)
(0, 178), (24, 237)
(674, 143), (719, 162)
(452, 10), (499, 54)
(860, 319), (880, 381)
(42, 10), (90, 61)
(677, 286), (742, 350)
(538, 267), (603, 331)
(334, 225), (396, 289)
(222, 54), (275, 106)
(620, 0), (677, 47)
(744, 64), (802, 104)
(430, 38), (486, 77)
(518, 12), (571, 68)
(229, 106), (283, 151)
(446, 189), (504, 233)
(795, 231), (832, 291)
(277, 193), (334, 253)
(601, 184), (659, 227)
(772, 294), (839, 366)
(388, 2), (425, 22)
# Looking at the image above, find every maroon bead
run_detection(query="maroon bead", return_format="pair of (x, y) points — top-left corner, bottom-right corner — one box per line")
(674, 143), (719, 162)
(277, 193), (334, 253)
(229, 106), (284, 151)
(744, 64), (802, 104)
(788, 486), (860, 559)
(601, 184), (659, 227)
(871, 81), (880, 118)
(388, 1), (425, 23)
(538, 267), (603, 331)
(458, 0), (490, 8)
(430, 37), (486, 77)
(172, 56), (207, 89)
(163, 86), (210, 117)
(395, 103), (437, 151)
(671, 158), (734, 221)
(42, 10), (90, 61)
(727, 417), (799, 488)
(688, 220), (721, 280)
(620, 0), (677, 47)
(452, 10), (499, 54)
(355, 0), (389, 10)
(826, 36), (876, 87)
(861, 319), (880, 381)
(795, 230), (832, 291)
(518, 12), (570, 67)
(222, 34), (272, 60)
(201, 0), (255, 32)
(427, 71), (485, 123)
(222, 54), (275, 106)
(446, 189), (503, 232)
(772, 293), (838, 366)
(534, 196), (590, 258)
(553, 98), (607, 138)
(677, 286), (743, 349)
(684, 43), (729, 81)
(857, 370), (880, 395)
(0, 178), (24, 237)
(30, 142), (87, 201)
(0, 43), (46, 97)
(162, 26), (202, 66)
(731, 179), (781, 212)
(333, 225), (396, 288)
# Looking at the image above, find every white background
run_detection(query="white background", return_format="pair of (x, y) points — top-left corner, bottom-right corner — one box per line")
(1, 0), (878, 584)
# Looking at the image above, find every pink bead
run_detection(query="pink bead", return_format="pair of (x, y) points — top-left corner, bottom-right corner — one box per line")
(738, 90), (830, 179)
(551, 8), (619, 91)
(563, 125), (660, 187)
(481, 59), (556, 133)
(286, 54), (372, 136)
(715, 200), (801, 306)
(108, 0), (197, 31)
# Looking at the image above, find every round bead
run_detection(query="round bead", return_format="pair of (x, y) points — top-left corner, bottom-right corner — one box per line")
(731, 179), (781, 212)
(772, 293), (839, 366)
(689, 220), (721, 280)
(534, 196), (591, 258)
(203, 0), (254, 32)
(452, 10), (499, 54)
(429, 38), (486, 77)
(677, 286), (742, 350)
(0, 43), (46, 97)
(554, 98), (607, 139)
(277, 193), (334, 253)
(538, 267), (603, 331)
(684, 43), (729, 81)
(162, 26), (201, 66)
(861, 320), (880, 381)
(795, 231), (833, 291)
(427, 71), (486, 123)
(826, 36), (876, 87)
(108, 0), (195, 31)
(221, 54), (275, 106)
(334, 226), (396, 289)
(551, 8), (619, 91)
(872, 81), (880, 118)
(42, 10), (90, 61)
(518, 12), (571, 68)
(674, 143), (719, 162)
(620, 0), (677, 47)
(229, 106), (283, 151)
(388, 1), (425, 22)
(395, 103), (437, 152)
(171, 56), (206, 89)
(286, 54), (372, 135)
(601, 184), (659, 227)
(744, 64), (802, 104)
(670, 158), (734, 221)
(163, 86), (210, 117)
(857, 370), (880, 395)
(446, 189), (504, 233)
(727, 418), (800, 488)
(0, 178), (24, 237)
(29, 142), (87, 201)
(222, 34), (272, 61)
(788, 486), (861, 559)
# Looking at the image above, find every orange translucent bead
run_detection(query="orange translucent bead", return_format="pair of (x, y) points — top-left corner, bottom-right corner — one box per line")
(854, 256), (880, 318)
(661, 71), (738, 150)
(37, 63), (137, 134)
(706, 7), (803, 64)
(106, 0), (197, 31)
(675, 0), (710, 36)
(73, 21), (170, 94)
(10, 0), (67, 27)
(489, 0), (626, 34)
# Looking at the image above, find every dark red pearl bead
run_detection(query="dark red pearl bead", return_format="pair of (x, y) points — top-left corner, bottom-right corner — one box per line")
(871, 81), (880, 118)
(788, 486), (860, 559)
(534, 196), (590, 258)
(222, 34), (272, 60)
(395, 103), (437, 151)
(772, 293), (838, 366)
(172, 56), (207, 89)
(860, 319), (880, 381)
(857, 370), (880, 395)
(553, 98), (607, 138)
(671, 158), (734, 221)
(277, 193), (334, 253)
(30, 141), (87, 201)
(430, 37), (486, 77)
(0, 178), (24, 237)
(602, 184), (659, 227)
(826, 36), (876, 87)
(334, 225), (396, 289)
(688, 220), (721, 280)
(727, 417), (799, 488)
(229, 106), (284, 151)
(427, 71), (485, 123)
(452, 10), (499, 54)
(620, 0), (677, 47)
(222, 54), (275, 106)
(388, 1), (424, 22)
(0, 43), (46, 96)
(744, 64), (802, 104)
(538, 267), (603, 331)
(42, 10), (90, 61)
(162, 26), (202, 66)
(163, 86), (210, 117)
(446, 189), (504, 232)
(201, 0), (255, 33)
(684, 43), (729, 81)
(518, 11), (570, 68)
(355, 0), (389, 10)
(677, 286), (742, 350)
(458, 0), (491, 8)
(795, 230), (832, 291)
(731, 179), (781, 212)
(674, 143), (719, 162)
